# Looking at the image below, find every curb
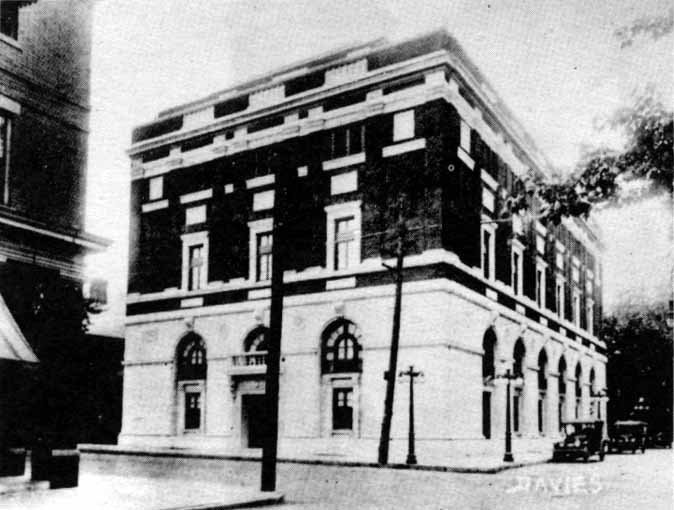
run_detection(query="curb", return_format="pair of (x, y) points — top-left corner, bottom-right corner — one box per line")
(79, 446), (549, 474)
(161, 494), (284, 510)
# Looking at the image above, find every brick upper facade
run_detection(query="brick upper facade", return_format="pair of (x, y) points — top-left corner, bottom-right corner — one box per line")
(127, 30), (603, 353)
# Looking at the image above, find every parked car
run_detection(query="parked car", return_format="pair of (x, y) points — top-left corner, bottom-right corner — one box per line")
(553, 420), (607, 462)
(648, 430), (672, 449)
(608, 420), (647, 454)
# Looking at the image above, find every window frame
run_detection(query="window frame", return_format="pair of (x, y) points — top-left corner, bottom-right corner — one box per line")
(481, 221), (496, 281)
(0, 1), (19, 41)
(181, 231), (209, 292)
(555, 275), (565, 318)
(325, 201), (361, 273)
(256, 231), (273, 282)
(535, 259), (547, 309)
(248, 218), (274, 282)
(510, 240), (524, 296)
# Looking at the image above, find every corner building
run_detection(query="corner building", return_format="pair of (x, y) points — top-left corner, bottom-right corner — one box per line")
(122, 31), (607, 455)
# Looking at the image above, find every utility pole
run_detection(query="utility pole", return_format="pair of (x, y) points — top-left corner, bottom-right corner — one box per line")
(378, 222), (406, 465)
(399, 365), (423, 465)
(261, 156), (286, 492)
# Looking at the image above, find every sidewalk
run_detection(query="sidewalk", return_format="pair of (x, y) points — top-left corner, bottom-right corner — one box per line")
(0, 459), (283, 510)
(80, 438), (552, 474)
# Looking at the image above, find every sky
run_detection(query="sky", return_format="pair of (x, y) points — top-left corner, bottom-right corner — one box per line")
(85, 0), (673, 335)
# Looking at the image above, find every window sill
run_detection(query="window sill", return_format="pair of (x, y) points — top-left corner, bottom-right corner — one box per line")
(322, 152), (365, 171)
(457, 146), (475, 169)
(141, 199), (168, 213)
(0, 33), (21, 51)
(382, 138), (426, 158)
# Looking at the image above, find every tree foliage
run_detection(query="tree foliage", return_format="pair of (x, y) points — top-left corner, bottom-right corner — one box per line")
(502, 91), (673, 225)
(600, 299), (673, 433)
(614, 9), (674, 48)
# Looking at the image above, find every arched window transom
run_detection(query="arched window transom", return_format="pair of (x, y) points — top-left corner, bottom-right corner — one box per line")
(177, 333), (207, 381)
(322, 319), (362, 374)
(244, 327), (269, 352)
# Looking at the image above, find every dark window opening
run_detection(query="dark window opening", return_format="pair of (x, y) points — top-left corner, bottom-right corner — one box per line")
(214, 95), (249, 118)
(285, 70), (325, 96)
(322, 319), (362, 374)
(383, 74), (425, 95)
(332, 388), (353, 430)
(141, 146), (171, 163)
(256, 233), (272, 281)
(328, 124), (364, 159)
(324, 90), (366, 112)
(0, 113), (10, 205)
(0, 2), (19, 40)
(132, 116), (183, 143)
(184, 392), (201, 430)
(181, 134), (214, 152)
(244, 327), (269, 352)
(176, 333), (207, 381)
(248, 115), (284, 134)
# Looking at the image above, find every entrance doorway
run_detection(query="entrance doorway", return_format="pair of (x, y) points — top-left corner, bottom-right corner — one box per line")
(241, 394), (267, 448)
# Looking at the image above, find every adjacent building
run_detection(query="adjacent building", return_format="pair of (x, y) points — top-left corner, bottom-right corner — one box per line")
(122, 30), (607, 454)
(0, 0), (108, 447)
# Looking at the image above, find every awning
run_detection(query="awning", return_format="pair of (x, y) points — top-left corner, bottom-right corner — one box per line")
(0, 292), (38, 363)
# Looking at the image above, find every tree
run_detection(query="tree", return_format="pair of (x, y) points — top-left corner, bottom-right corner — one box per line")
(600, 298), (673, 435)
(503, 90), (672, 226)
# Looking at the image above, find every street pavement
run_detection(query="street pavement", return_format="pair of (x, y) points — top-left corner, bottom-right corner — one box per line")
(0, 449), (671, 509)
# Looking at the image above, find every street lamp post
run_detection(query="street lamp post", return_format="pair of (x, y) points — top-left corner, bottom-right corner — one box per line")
(499, 369), (522, 463)
(503, 369), (514, 462)
(399, 365), (423, 465)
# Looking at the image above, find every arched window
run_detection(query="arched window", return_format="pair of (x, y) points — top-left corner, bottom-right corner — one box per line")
(537, 350), (548, 390)
(537, 349), (548, 434)
(589, 368), (597, 418)
(322, 319), (361, 374)
(482, 328), (497, 382)
(558, 356), (567, 430)
(482, 328), (497, 439)
(244, 326), (269, 352)
(512, 338), (526, 434)
(177, 333), (207, 381)
(575, 363), (582, 419)
(513, 339), (525, 378)
(176, 332), (207, 432)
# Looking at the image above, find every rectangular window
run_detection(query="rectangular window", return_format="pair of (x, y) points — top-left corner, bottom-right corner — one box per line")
(535, 268), (544, 308)
(586, 302), (594, 334)
(330, 124), (364, 159)
(511, 251), (521, 295)
(184, 391), (201, 430)
(573, 292), (581, 327)
(256, 232), (273, 281)
(334, 216), (356, 270)
(149, 176), (163, 201)
(185, 205), (207, 225)
(188, 244), (204, 291)
(332, 387), (353, 430)
(0, 113), (10, 204)
(555, 281), (563, 317)
(460, 120), (471, 152)
(0, 1), (19, 40)
(482, 229), (492, 280)
(393, 110), (415, 142)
